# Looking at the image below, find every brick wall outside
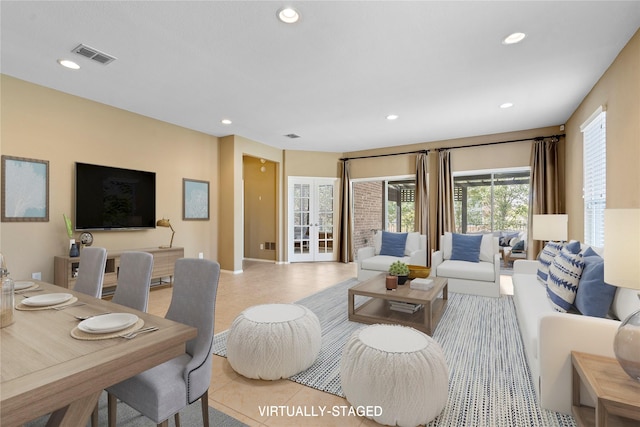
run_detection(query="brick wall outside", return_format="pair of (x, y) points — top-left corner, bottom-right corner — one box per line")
(353, 181), (383, 259)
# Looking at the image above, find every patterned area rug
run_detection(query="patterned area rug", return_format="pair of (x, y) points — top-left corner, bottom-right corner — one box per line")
(213, 278), (576, 427)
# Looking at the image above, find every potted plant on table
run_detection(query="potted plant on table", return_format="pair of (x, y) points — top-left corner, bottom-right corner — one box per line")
(389, 261), (410, 285)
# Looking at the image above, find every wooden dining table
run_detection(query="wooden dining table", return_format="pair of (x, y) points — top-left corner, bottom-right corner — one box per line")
(0, 280), (197, 427)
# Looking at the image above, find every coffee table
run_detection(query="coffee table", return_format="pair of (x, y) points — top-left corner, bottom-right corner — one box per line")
(348, 273), (448, 335)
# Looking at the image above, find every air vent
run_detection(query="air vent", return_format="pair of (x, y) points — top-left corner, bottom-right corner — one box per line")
(71, 44), (117, 65)
(284, 134), (300, 139)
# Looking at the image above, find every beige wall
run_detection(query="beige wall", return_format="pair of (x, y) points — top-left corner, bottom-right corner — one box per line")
(564, 29), (640, 240)
(0, 75), (219, 282)
(243, 156), (276, 261)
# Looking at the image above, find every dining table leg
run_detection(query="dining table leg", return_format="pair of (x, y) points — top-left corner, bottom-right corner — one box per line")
(45, 390), (102, 427)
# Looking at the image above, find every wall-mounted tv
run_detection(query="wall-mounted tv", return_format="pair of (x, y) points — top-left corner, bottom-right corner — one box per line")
(75, 162), (156, 231)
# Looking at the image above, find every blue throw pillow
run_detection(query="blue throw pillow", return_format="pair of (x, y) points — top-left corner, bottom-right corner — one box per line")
(546, 247), (585, 312)
(379, 232), (408, 258)
(512, 240), (525, 252)
(537, 241), (564, 285)
(574, 254), (617, 318)
(451, 233), (483, 263)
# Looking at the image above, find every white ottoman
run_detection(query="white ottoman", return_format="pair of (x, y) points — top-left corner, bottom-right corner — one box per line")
(340, 324), (449, 427)
(226, 303), (321, 380)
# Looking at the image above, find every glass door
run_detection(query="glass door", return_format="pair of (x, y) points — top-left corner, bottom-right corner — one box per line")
(288, 177), (337, 262)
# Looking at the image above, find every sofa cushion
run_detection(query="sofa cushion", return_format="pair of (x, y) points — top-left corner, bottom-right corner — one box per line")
(546, 247), (585, 312)
(536, 241), (564, 285)
(479, 233), (495, 262)
(437, 259), (496, 282)
(405, 232), (421, 255)
(500, 232), (518, 247)
(451, 233), (482, 262)
(361, 255), (412, 272)
(379, 231), (408, 257)
(574, 253), (617, 318)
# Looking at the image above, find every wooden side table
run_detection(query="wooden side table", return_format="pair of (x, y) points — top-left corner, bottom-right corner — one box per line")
(571, 351), (640, 427)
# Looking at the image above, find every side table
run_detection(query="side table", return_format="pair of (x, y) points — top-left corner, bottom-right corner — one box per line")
(571, 351), (640, 427)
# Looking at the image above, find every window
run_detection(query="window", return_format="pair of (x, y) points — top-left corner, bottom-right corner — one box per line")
(454, 169), (530, 234)
(581, 108), (606, 247)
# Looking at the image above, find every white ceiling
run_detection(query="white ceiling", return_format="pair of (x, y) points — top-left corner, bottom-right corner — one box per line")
(2, 1), (639, 153)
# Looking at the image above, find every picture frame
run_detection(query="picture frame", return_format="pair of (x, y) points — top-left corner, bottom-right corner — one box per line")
(183, 178), (209, 220)
(1, 155), (49, 222)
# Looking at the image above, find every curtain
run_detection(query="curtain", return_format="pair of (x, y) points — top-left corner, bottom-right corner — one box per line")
(530, 137), (561, 257)
(415, 152), (431, 266)
(436, 150), (455, 249)
(339, 160), (353, 263)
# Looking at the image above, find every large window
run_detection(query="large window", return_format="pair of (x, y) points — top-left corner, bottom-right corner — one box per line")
(454, 169), (530, 233)
(581, 108), (606, 247)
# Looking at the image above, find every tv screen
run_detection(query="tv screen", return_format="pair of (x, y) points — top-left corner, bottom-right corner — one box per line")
(75, 162), (156, 230)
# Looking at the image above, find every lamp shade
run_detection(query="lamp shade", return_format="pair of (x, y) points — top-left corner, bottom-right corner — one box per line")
(532, 214), (568, 241)
(604, 209), (640, 290)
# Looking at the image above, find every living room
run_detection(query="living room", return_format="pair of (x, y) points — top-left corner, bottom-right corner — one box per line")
(1, 2), (639, 426)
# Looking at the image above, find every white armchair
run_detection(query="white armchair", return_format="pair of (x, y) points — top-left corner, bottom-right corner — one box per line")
(357, 231), (427, 281)
(431, 232), (501, 297)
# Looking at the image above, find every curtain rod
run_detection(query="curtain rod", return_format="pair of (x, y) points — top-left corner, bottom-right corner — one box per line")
(340, 134), (565, 161)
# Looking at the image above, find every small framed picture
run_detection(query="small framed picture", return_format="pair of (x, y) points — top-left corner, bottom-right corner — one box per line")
(1, 155), (49, 222)
(183, 178), (209, 220)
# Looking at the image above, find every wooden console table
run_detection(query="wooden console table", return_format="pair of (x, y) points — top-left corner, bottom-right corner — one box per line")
(54, 247), (184, 297)
(571, 351), (640, 427)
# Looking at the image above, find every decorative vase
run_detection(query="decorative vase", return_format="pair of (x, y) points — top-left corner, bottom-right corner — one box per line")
(69, 242), (79, 258)
(613, 308), (640, 381)
(397, 275), (409, 285)
(385, 275), (398, 290)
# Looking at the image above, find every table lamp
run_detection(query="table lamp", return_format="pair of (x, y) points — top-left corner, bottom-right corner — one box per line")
(156, 218), (175, 248)
(532, 214), (568, 242)
(604, 208), (640, 381)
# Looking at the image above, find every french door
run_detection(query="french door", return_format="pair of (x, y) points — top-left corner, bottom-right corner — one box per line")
(288, 177), (338, 262)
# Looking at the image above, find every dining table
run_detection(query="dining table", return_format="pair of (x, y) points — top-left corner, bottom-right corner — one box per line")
(0, 280), (197, 427)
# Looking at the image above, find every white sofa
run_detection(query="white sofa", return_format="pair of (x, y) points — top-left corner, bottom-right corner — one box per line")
(431, 233), (501, 298)
(357, 231), (427, 281)
(512, 246), (640, 415)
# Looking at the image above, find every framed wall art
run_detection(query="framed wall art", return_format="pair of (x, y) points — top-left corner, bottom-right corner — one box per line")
(183, 178), (209, 220)
(1, 155), (49, 222)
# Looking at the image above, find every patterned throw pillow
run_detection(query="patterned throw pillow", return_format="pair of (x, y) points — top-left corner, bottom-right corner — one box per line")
(546, 247), (585, 312)
(536, 241), (564, 285)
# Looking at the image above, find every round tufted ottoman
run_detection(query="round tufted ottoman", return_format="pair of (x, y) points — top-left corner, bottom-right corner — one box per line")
(340, 324), (449, 427)
(226, 303), (321, 380)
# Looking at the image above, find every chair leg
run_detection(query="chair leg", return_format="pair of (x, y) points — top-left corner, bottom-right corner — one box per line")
(91, 402), (99, 427)
(201, 389), (209, 427)
(157, 421), (169, 427)
(174, 412), (180, 427)
(107, 393), (118, 427)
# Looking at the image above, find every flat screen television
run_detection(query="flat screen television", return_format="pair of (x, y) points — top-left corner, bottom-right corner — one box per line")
(75, 162), (156, 231)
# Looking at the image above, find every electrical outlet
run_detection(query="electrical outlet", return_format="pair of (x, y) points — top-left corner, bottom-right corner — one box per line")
(260, 243), (264, 250)
(198, 252), (204, 259)
(32, 272), (42, 280)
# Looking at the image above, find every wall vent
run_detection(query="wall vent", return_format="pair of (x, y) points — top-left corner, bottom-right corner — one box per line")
(72, 44), (117, 65)
(284, 134), (300, 139)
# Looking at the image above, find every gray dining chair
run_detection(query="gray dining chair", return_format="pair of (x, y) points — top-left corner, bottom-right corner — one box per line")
(73, 247), (107, 298)
(111, 251), (154, 311)
(106, 258), (220, 427)
(91, 251), (154, 427)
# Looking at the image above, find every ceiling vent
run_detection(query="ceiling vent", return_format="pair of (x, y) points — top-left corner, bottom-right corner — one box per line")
(71, 44), (117, 65)
(284, 133), (301, 139)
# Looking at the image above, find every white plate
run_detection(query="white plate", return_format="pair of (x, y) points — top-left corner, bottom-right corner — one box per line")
(14, 281), (35, 290)
(78, 313), (139, 334)
(22, 293), (73, 307)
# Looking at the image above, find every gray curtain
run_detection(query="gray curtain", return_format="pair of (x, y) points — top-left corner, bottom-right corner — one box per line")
(339, 160), (353, 263)
(530, 137), (561, 257)
(436, 149), (455, 249)
(415, 152), (431, 266)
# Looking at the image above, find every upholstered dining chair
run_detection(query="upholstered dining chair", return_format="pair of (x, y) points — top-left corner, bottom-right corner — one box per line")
(106, 258), (220, 427)
(91, 251), (153, 427)
(73, 247), (107, 298)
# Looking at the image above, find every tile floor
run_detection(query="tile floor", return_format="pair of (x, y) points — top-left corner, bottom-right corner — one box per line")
(147, 261), (514, 427)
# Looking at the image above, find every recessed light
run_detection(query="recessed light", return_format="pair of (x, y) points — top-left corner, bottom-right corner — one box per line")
(221, 119), (232, 125)
(386, 114), (399, 120)
(500, 102), (514, 109)
(57, 59), (80, 70)
(277, 7), (300, 24)
(502, 32), (526, 45)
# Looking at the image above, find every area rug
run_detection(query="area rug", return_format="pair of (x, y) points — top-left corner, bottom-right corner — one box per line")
(25, 391), (248, 427)
(212, 278), (576, 427)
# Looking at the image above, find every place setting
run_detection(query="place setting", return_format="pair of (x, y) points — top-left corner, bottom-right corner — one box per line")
(16, 292), (79, 311)
(70, 312), (155, 340)
(13, 280), (40, 293)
